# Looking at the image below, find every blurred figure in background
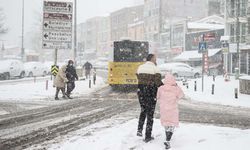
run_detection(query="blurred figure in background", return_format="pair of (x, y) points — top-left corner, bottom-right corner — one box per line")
(83, 61), (93, 79)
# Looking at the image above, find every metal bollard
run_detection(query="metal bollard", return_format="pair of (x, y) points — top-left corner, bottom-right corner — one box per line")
(212, 84), (215, 95)
(235, 88), (238, 99)
(213, 75), (215, 82)
(46, 80), (48, 91)
(194, 81), (197, 91)
(89, 79), (91, 88)
(93, 74), (96, 85)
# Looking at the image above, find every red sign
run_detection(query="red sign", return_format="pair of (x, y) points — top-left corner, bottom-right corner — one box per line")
(204, 33), (216, 41)
(203, 53), (209, 73)
(171, 47), (183, 54)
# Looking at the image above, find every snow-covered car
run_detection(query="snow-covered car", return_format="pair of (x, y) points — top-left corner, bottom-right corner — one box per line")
(0, 59), (26, 80)
(24, 62), (48, 77)
(159, 62), (201, 78)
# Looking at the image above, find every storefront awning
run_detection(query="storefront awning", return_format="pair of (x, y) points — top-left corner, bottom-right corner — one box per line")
(173, 48), (221, 61)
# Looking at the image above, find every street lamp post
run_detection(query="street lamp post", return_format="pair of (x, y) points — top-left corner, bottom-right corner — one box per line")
(21, 0), (25, 61)
(74, 0), (77, 64)
(235, 0), (240, 79)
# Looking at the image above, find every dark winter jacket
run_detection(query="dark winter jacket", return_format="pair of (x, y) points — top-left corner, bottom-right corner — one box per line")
(66, 65), (78, 82)
(137, 61), (163, 98)
(83, 62), (93, 70)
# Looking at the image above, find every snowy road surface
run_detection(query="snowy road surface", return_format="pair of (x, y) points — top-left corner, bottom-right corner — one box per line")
(0, 86), (250, 149)
(35, 119), (250, 150)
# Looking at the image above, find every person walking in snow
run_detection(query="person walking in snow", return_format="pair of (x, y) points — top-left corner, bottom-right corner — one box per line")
(157, 73), (184, 149)
(136, 54), (163, 143)
(54, 65), (68, 100)
(66, 60), (78, 99)
(83, 61), (93, 79)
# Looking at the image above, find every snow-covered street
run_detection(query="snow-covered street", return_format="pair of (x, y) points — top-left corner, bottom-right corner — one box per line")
(0, 76), (105, 115)
(29, 118), (250, 150)
(0, 76), (105, 101)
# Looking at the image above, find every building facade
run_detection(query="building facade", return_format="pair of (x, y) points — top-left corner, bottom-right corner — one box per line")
(224, 0), (249, 74)
(77, 16), (111, 59)
(110, 5), (144, 41)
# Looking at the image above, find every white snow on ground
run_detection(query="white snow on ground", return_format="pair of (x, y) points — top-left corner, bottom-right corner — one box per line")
(0, 76), (105, 101)
(37, 119), (250, 150)
(179, 75), (250, 108)
(0, 110), (9, 115)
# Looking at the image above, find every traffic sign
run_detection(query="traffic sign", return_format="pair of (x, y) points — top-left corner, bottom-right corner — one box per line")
(51, 65), (59, 76)
(43, 42), (72, 49)
(43, 20), (72, 31)
(43, 31), (72, 42)
(44, 1), (73, 13)
(222, 42), (229, 54)
(198, 42), (207, 53)
(42, 1), (73, 50)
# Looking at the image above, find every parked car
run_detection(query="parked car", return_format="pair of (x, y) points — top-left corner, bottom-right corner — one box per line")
(24, 62), (48, 77)
(158, 62), (201, 78)
(0, 59), (25, 80)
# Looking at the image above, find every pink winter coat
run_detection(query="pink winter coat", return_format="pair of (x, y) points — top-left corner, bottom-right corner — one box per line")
(157, 73), (184, 127)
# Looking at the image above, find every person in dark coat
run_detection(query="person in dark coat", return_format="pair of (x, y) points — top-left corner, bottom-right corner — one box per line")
(136, 54), (163, 143)
(66, 60), (78, 99)
(83, 61), (93, 79)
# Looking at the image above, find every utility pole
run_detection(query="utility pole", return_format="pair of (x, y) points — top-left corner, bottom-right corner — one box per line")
(74, 0), (77, 64)
(236, 0), (240, 78)
(159, 0), (162, 41)
(21, 0), (25, 61)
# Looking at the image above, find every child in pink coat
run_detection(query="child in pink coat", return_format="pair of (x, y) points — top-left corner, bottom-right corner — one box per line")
(157, 73), (184, 149)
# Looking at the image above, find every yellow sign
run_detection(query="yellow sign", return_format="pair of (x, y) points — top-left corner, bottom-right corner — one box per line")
(51, 65), (59, 76)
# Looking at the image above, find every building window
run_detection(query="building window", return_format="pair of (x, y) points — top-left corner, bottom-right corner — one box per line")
(230, 0), (235, 17)
(240, 0), (247, 17)
(230, 24), (235, 42)
(248, 18), (250, 35)
(240, 51), (248, 74)
(241, 23), (246, 42)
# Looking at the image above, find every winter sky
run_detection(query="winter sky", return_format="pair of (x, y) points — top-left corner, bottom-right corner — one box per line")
(0, 0), (143, 46)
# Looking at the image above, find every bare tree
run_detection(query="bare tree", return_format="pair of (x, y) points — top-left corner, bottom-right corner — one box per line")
(0, 7), (8, 34)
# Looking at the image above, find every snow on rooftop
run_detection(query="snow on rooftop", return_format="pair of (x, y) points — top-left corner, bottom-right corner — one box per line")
(195, 15), (225, 25)
(188, 22), (224, 30)
(174, 49), (221, 61)
(239, 76), (250, 80)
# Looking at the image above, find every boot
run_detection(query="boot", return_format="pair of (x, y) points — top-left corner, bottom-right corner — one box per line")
(137, 130), (142, 137)
(164, 132), (173, 149)
(144, 136), (154, 143)
(55, 88), (60, 100)
(66, 93), (73, 99)
(164, 141), (171, 149)
(62, 95), (67, 99)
